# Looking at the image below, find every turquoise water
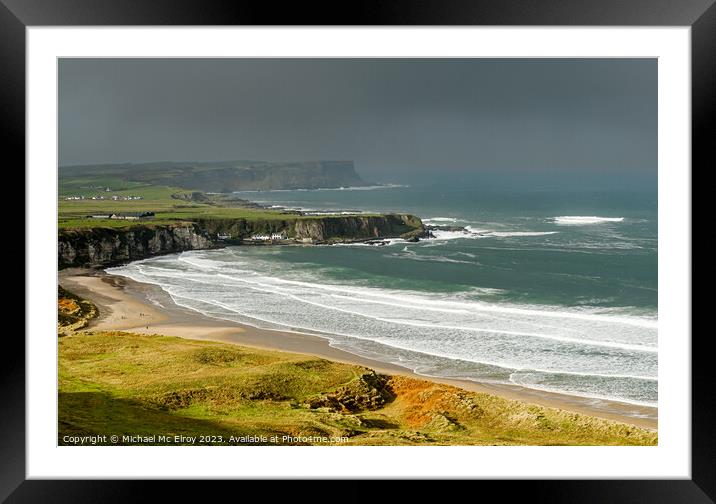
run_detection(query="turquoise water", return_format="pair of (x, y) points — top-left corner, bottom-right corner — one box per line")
(109, 186), (657, 407)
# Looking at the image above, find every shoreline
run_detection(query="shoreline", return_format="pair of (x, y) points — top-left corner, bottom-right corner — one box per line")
(59, 267), (658, 430)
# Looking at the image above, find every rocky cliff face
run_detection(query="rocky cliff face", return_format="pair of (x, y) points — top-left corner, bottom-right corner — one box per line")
(194, 214), (424, 243)
(58, 224), (215, 268)
(292, 214), (423, 242)
(58, 214), (424, 268)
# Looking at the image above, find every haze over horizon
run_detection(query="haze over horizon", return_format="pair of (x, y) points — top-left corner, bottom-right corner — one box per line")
(59, 58), (657, 190)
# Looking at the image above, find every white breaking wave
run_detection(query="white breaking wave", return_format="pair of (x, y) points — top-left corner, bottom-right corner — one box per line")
(167, 253), (658, 329)
(464, 226), (492, 234)
(508, 373), (657, 407)
(553, 216), (625, 225)
(331, 238), (407, 247)
(423, 217), (461, 224)
(429, 229), (475, 241)
(429, 226), (558, 241)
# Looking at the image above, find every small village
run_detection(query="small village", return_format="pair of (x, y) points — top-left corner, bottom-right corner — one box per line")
(65, 194), (144, 201)
(64, 187), (143, 201)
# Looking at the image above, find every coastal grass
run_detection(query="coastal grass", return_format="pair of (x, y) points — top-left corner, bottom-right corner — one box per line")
(58, 182), (358, 229)
(59, 331), (657, 446)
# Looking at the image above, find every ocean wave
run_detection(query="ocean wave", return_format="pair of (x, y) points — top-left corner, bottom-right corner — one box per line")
(423, 217), (462, 224)
(429, 226), (559, 241)
(163, 253), (659, 329)
(463, 226), (492, 234)
(428, 229), (475, 241)
(163, 252), (659, 330)
(508, 372), (657, 407)
(553, 216), (625, 225)
(455, 286), (506, 297)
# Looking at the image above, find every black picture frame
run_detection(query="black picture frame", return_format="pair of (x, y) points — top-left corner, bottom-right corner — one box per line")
(6, 0), (711, 500)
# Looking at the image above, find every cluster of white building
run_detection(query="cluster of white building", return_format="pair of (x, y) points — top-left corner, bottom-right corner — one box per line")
(88, 211), (155, 220)
(250, 232), (287, 241)
(111, 195), (143, 201)
(64, 194), (143, 201)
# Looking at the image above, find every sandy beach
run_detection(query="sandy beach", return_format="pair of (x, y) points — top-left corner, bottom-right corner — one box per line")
(59, 267), (658, 430)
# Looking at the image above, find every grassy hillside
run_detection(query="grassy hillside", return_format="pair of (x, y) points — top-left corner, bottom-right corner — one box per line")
(58, 183), (304, 229)
(57, 164), (415, 240)
(59, 331), (657, 446)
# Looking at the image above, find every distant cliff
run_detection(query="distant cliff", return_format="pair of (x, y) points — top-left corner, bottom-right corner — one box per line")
(60, 160), (369, 192)
(170, 161), (367, 192)
(58, 214), (424, 268)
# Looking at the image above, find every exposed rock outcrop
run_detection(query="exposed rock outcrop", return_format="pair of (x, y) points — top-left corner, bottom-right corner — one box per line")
(185, 214), (424, 244)
(58, 224), (215, 268)
(304, 371), (394, 413)
(57, 286), (98, 334)
(292, 214), (424, 243)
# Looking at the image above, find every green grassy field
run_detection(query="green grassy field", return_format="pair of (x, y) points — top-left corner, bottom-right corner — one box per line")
(58, 174), (367, 230)
(58, 331), (657, 446)
(58, 182), (299, 228)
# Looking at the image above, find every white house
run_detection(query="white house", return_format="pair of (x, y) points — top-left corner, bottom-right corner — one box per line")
(250, 233), (286, 241)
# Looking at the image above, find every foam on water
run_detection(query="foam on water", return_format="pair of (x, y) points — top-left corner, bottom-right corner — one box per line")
(554, 216), (625, 225)
(423, 217), (462, 224)
(331, 238), (407, 247)
(428, 226), (559, 242)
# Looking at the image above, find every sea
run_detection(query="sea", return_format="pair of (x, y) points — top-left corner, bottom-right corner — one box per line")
(108, 185), (658, 408)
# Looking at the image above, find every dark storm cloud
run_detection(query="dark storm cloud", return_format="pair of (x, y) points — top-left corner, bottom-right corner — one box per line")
(59, 58), (656, 185)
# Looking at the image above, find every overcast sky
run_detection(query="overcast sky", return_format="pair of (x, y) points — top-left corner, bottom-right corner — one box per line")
(59, 58), (656, 188)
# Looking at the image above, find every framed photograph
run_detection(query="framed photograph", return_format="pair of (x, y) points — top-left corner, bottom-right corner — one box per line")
(9, 0), (710, 499)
